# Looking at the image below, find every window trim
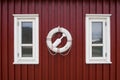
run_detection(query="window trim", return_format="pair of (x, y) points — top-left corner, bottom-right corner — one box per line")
(13, 14), (39, 64)
(86, 14), (112, 64)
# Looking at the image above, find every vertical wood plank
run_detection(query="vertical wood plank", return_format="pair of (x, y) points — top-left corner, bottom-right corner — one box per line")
(83, 0), (89, 80)
(90, 0), (96, 13)
(34, 0), (41, 80)
(117, 0), (120, 80)
(21, 65), (27, 80)
(76, 0), (83, 80)
(41, 2), (44, 79)
(8, 0), (14, 80)
(45, 0), (49, 79)
(1, 0), (8, 80)
(96, 0), (103, 13)
(103, 0), (110, 80)
(41, 0), (49, 79)
(70, 0), (76, 80)
(14, 0), (22, 80)
(96, 65), (103, 80)
(28, 65), (34, 80)
(21, 0), (28, 14)
(75, 2), (77, 80)
(0, 1), (1, 80)
(28, 0), (35, 14)
(110, 0), (116, 80)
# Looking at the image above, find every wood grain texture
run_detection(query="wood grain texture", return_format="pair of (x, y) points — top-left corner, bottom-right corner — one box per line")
(1, 0), (8, 80)
(8, 0), (14, 80)
(0, 0), (119, 80)
(117, 0), (120, 80)
(0, 1), (1, 80)
(14, 1), (21, 80)
(110, 0), (116, 80)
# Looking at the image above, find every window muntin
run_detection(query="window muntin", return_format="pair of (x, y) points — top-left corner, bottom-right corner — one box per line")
(13, 14), (39, 64)
(86, 14), (111, 64)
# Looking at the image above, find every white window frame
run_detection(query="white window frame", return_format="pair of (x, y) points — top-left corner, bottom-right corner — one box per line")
(86, 14), (112, 64)
(13, 14), (39, 64)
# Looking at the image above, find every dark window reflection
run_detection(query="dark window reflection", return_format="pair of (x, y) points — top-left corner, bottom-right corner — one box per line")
(22, 22), (32, 44)
(22, 46), (32, 57)
(92, 46), (103, 57)
(92, 22), (103, 44)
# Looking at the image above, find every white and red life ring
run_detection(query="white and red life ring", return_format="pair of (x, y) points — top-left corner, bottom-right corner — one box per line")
(46, 26), (72, 55)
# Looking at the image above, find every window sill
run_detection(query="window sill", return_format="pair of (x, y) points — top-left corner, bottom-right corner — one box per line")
(13, 61), (39, 64)
(86, 61), (112, 64)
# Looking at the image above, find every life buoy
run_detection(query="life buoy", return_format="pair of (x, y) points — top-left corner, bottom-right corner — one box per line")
(46, 26), (72, 54)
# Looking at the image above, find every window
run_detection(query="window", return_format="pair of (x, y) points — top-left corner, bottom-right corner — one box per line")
(86, 14), (112, 64)
(13, 14), (39, 64)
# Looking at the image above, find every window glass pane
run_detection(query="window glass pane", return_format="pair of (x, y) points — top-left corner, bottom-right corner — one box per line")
(22, 22), (32, 44)
(92, 46), (103, 57)
(92, 22), (103, 44)
(22, 46), (32, 57)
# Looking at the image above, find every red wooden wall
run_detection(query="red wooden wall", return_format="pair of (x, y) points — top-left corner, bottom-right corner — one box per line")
(0, 0), (120, 80)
